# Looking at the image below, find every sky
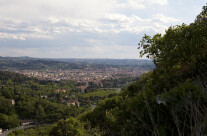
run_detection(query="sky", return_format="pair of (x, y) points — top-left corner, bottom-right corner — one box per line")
(0, 0), (206, 59)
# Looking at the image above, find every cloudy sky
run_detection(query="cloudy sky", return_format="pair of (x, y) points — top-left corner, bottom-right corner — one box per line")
(0, 0), (206, 59)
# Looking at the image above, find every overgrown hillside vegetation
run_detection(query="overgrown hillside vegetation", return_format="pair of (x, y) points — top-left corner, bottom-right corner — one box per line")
(0, 71), (120, 130)
(78, 5), (207, 136)
(0, 71), (82, 128)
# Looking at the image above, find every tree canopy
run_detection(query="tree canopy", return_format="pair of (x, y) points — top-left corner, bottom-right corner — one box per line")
(138, 4), (207, 91)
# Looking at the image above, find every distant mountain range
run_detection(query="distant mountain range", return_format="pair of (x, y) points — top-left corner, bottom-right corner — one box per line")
(0, 56), (155, 70)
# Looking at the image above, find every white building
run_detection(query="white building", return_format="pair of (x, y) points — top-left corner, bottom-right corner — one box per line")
(12, 100), (15, 105)
(20, 120), (35, 126)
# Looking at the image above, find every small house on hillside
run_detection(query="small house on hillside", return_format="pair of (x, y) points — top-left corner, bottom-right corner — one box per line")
(66, 100), (80, 107)
(11, 99), (15, 105)
(66, 100), (75, 106)
(41, 95), (48, 99)
(55, 89), (66, 93)
(20, 120), (35, 126)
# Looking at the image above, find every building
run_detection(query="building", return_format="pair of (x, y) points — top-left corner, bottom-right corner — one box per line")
(55, 89), (66, 93)
(66, 100), (80, 107)
(66, 100), (76, 106)
(20, 120), (35, 126)
(11, 100), (15, 105)
(41, 95), (48, 99)
(0, 128), (2, 134)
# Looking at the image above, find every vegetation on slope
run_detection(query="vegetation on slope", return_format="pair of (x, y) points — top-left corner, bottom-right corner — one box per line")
(0, 72), (83, 129)
(8, 125), (53, 136)
(80, 4), (207, 136)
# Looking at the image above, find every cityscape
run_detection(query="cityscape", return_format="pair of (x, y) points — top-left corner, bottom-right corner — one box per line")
(13, 67), (147, 82)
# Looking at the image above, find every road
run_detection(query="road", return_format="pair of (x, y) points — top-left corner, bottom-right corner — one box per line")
(0, 124), (50, 136)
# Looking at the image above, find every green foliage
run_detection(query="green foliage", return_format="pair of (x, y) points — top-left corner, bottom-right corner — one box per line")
(83, 80), (207, 135)
(16, 96), (36, 118)
(0, 114), (19, 129)
(8, 125), (52, 136)
(82, 96), (127, 135)
(195, 5), (207, 23)
(120, 72), (152, 97)
(0, 71), (83, 126)
(78, 90), (118, 98)
(50, 117), (85, 136)
(0, 96), (19, 129)
(36, 104), (45, 121)
(82, 4), (207, 136)
(138, 5), (207, 91)
(0, 96), (15, 115)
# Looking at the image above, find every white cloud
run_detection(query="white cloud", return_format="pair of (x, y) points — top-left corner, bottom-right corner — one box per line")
(0, 12), (179, 40)
(147, 0), (168, 5)
(103, 14), (130, 22)
(152, 14), (180, 23)
(0, 0), (173, 40)
(2, 0), (195, 59)
(0, 0), (117, 20)
(0, 33), (26, 40)
(100, 13), (179, 34)
(0, 0), (169, 21)
(119, 0), (168, 10)
(127, 0), (146, 10)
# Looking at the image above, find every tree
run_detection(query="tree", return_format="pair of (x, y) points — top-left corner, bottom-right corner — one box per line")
(195, 5), (207, 23)
(0, 114), (20, 129)
(50, 117), (85, 136)
(6, 79), (12, 87)
(0, 97), (15, 115)
(138, 4), (207, 91)
(82, 4), (207, 136)
(36, 104), (45, 121)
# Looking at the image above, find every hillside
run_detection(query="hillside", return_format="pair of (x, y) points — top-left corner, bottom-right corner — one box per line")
(79, 5), (207, 136)
(0, 57), (154, 70)
(4, 4), (207, 136)
(0, 71), (81, 128)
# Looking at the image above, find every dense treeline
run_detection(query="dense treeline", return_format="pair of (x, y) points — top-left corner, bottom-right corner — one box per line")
(0, 71), (36, 84)
(8, 125), (53, 136)
(0, 58), (88, 70)
(0, 71), (119, 130)
(0, 71), (82, 129)
(0, 57), (154, 70)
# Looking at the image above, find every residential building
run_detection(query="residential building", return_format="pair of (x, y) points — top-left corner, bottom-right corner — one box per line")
(11, 100), (15, 105)
(20, 120), (35, 126)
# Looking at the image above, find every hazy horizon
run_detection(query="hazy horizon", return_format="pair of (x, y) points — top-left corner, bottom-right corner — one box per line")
(0, 55), (151, 60)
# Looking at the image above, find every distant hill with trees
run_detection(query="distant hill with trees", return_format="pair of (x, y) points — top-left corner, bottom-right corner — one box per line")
(0, 57), (154, 70)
